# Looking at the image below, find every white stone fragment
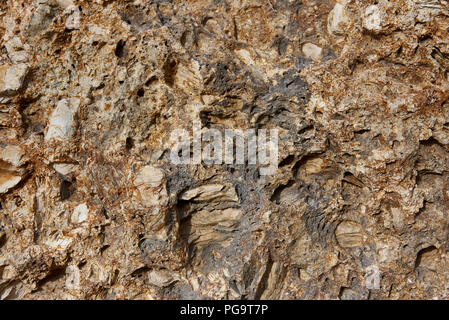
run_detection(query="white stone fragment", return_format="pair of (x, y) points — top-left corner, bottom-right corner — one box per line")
(56, 0), (74, 9)
(0, 145), (26, 194)
(363, 5), (382, 32)
(45, 236), (73, 251)
(53, 163), (78, 176)
(134, 166), (168, 207)
(65, 265), (81, 290)
(45, 98), (80, 141)
(71, 203), (89, 224)
(64, 5), (80, 30)
(365, 265), (381, 290)
(302, 43), (323, 61)
(327, 3), (351, 36)
(135, 166), (165, 187)
(0, 63), (29, 96)
(1, 145), (26, 168)
(0, 176), (23, 195)
(4, 37), (29, 63)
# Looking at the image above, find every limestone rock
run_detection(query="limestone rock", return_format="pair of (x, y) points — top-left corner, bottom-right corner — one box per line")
(0, 64), (29, 97)
(0, 0), (449, 301)
(363, 5), (383, 33)
(71, 203), (89, 224)
(45, 99), (79, 142)
(327, 2), (352, 36)
(335, 221), (364, 248)
(0, 145), (27, 194)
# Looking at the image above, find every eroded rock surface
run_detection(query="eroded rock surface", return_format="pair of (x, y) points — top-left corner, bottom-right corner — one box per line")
(0, 0), (449, 300)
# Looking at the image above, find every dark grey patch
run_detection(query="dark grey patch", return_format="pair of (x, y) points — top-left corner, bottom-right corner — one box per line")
(166, 167), (193, 199)
(339, 287), (359, 300)
(203, 61), (243, 95)
(26, 4), (58, 38)
(270, 0), (304, 10)
(139, 236), (185, 269)
(338, 274), (369, 300)
(0, 226), (5, 248)
(270, 180), (295, 204)
(272, 36), (289, 56)
(241, 103), (261, 117)
(202, 59), (268, 96)
(361, 252), (375, 268)
(295, 56), (313, 70)
(255, 97), (298, 132)
(269, 70), (310, 103)
(297, 182), (336, 247)
(118, 3), (156, 32)
(253, 258), (273, 299)
(322, 48), (336, 62)
(232, 180), (252, 206)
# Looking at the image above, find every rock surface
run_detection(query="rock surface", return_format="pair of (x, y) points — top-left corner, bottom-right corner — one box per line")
(0, 0), (449, 300)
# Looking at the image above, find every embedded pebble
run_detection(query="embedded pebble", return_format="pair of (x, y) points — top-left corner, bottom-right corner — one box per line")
(0, 64), (29, 96)
(45, 99), (80, 141)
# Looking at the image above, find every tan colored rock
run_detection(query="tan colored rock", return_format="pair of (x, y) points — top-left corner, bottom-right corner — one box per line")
(147, 269), (178, 288)
(71, 203), (89, 224)
(0, 0), (448, 301)
(335, 221), (363, 248)
(0, 145), (27, 194)
(0, 64), (28, 96)
(363, 5), (382, 33)
(180, 184), (238, 203)
(134, 166), (168, 207)
(327, 2), (352, 36)
(52, 163), (78, 177)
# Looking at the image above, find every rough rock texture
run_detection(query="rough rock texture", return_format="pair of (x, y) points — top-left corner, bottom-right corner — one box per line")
(0, 0), (449, 300)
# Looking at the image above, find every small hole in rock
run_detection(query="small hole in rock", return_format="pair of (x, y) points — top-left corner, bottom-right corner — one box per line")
(115, 40), (126, 58)
(137, 88), (144, 97)
(126, 137), (134, 150)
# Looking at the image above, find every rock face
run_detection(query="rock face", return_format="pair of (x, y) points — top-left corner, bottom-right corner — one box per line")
(0, 0), (448, 300)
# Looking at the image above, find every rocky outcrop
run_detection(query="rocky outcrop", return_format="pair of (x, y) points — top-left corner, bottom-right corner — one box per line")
(0, 0), (448, 299)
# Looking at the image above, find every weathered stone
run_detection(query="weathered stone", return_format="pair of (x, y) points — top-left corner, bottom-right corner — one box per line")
(52, 163), (78, 177)
(26, 3), (56, 38)
(4, 37), (29, 63)
(363, 5), (382, 33)
(45, 99), (79, 142)
(180, 184), (238, 203)
(147, 269), (178, 288)
(71, 203), (89, 224)
(133, 166), (168, 207)
(0, 64), (29, 97)
(0, 0), (448, 301)
(0, 145), (27, 195)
